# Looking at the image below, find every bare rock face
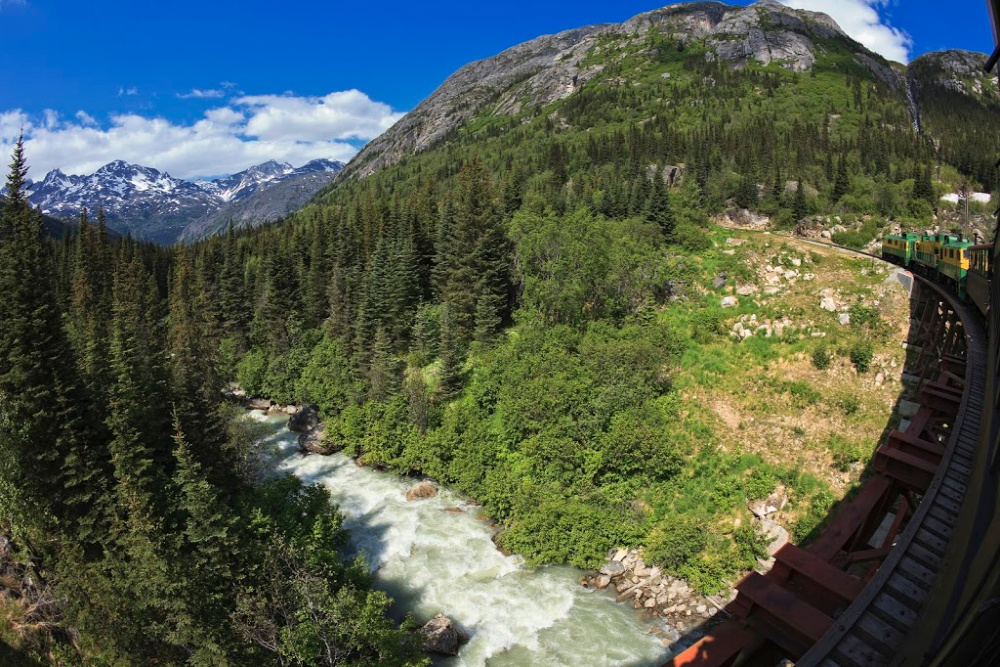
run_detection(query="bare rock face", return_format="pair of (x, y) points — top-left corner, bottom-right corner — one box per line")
(419, 614), (467, 656)
(288, 405), (320, 433)
(406, 481), (439, 501)
(344, 1), (873, 182)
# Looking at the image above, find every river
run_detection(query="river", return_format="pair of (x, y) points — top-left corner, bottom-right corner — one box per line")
(253, 411), (676, 666)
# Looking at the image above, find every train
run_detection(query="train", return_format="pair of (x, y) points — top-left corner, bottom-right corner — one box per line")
(881, 232), (993, 317)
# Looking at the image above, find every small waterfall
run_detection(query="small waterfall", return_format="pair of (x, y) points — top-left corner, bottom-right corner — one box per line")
(905, 75), (921, 133)
(254, 412), (675, 666)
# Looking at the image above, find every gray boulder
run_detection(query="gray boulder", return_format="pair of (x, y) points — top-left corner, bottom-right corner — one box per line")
(298, 426), (337, 455)
(288, 405), (320, 433)
(420, 614), (467, 656)
(600, 561), (626, 577)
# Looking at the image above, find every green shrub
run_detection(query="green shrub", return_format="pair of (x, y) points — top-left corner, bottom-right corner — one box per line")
(828, 435), (867, 472)
(850, 341), (874, 373)
(691, 309), (725, 344)
(673, 222), (712, 252)
(812, 346), (832, 370)
(646, 515), (708, 570)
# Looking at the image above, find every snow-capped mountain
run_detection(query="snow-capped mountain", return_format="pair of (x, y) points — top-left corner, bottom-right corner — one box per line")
(27, 158), (345, 243)
(180, 159), (346, 242)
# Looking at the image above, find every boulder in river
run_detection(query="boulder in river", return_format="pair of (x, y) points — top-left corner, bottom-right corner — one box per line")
(419, 614), (467, 656)
(288, 405), (320, 433)
(248, 398), (273, 411)
(406, 481), (439, 501)
(298, 426), (337, 455)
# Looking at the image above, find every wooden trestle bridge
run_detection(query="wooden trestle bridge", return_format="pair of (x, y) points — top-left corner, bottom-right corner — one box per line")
(666, 272), (987, 667)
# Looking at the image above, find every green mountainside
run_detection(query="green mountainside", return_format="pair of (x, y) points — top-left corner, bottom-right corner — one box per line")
(323, 0), (998, 220)
(2, 2), (999, 664)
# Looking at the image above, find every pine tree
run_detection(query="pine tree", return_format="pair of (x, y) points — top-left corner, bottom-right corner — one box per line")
(438, 305), (464, 399)
(106, 253), (172, 527)
(912, 164), (935, 205)
(645, 170), (675, 237)
(218, 221), (250, 343)
(0, 137), (108, 539)
(793, 178), (808, 220)
(832, 154), (850, 202)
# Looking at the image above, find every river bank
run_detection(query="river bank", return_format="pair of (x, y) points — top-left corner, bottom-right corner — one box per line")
(251, 409), (681, 666)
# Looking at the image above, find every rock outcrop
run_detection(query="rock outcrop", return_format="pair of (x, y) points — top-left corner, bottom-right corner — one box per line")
(344, 1), (888, 181)
(419, 614), (467, 656)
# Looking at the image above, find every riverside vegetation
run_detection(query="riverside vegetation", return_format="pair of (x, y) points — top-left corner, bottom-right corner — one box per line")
(1, 1), (997, 664)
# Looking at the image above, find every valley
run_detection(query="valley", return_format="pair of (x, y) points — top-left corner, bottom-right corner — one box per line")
(0, 0), (996, 665)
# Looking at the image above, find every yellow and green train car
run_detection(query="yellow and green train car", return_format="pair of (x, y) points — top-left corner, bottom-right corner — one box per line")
(881, 233), (920, 265)
(914, 233), (961, 273)
(938, 239), (974, 299)
(880, 231), (986, 306)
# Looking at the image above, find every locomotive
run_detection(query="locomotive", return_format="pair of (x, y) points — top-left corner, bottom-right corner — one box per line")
(881, 232), (992, 316)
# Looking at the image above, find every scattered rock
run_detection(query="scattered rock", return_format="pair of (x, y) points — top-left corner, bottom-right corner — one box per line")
(820, 230), (832, 240)
(712, 272), (728, 290)
(595, 575), (612, 590)
(820, 296), (837, 312)
(838, 313), (851, 326)
(736, 283), (758, 296)
(406, 481), (440, 501)
(419, 614), (467, 656)
(288, 405), (320, 433)
(612, 548), (629, 562)
(721, 296), (739, 309)
(248, 398), (273, 411)
(875, 371), (887, 387)
(725, 238), (746, 246)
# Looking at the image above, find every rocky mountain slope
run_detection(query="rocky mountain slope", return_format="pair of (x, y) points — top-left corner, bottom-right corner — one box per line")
(27, 158), (344, 244)
(338, 0), (995, 187)
(180, 159), (343, 241)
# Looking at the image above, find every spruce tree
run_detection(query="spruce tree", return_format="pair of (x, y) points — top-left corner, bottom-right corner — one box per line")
(832, 154), (850, 202)
(793, 178), (808, 220)
(0, 137), (108, 540)
(645, 170), (675, 237)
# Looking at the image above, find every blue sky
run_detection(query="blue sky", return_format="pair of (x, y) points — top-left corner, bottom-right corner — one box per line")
(0, 0), (993, 179)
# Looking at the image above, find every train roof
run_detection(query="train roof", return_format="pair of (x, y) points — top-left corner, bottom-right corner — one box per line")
(884, 233), (920, 241)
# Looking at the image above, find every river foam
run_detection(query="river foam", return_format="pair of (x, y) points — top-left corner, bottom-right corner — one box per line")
(255, 411), (671, 666)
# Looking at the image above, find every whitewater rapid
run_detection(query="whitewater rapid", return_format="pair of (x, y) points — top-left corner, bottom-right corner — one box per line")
(254, 411), (674, 666)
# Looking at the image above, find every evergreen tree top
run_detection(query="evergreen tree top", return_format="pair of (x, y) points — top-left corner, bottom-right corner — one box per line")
(5, 135), (29, 207)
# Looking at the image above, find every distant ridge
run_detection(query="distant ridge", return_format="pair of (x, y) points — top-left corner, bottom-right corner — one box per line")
(27, 158), (345, 244)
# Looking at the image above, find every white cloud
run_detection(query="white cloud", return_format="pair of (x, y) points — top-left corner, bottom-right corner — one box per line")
(237, 90), (404, 142)
(0, 90), (405, 180)
(178, 88), (226, 100)
(0, 0), (28, 11)
(117, 86), (139, 97)
(778, 0), (913, 64)
(75, 110), (98, 126)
